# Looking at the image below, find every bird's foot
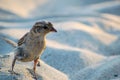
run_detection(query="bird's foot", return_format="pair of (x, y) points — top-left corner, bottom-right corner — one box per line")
(33, 74), (38, 80)
(37, 63), (40, 67)
(8, 70), (19, 75)
(33, 70), (38, 80)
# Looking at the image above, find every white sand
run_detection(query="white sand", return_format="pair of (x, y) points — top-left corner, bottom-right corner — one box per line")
(0, 55), (68, 80)
(0, 0), (120, 80)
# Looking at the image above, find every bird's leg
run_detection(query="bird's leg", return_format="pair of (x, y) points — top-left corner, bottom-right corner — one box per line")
(12, 57), (17, 71)
(37, 59), (40, 67)
(8, 57), (17, 74)
(33, 58), (39, 79)
(33, 58), (38, 73)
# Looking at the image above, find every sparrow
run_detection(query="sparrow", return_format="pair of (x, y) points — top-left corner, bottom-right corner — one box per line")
(3, 21), (57, 79)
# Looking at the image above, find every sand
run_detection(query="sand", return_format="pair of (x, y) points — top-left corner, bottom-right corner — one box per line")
(0, 0), (120, 80)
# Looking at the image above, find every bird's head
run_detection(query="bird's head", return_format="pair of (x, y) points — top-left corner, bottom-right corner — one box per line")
(30, 21), (57, 35)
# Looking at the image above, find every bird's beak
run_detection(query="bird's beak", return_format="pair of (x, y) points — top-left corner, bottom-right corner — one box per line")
(51, 27), (57, 32)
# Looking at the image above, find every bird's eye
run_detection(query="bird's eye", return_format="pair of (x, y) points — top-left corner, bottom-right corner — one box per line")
(43, 26), (48, 29)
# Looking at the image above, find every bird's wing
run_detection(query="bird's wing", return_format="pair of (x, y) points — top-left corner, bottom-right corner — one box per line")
(18, 33), (28, 46)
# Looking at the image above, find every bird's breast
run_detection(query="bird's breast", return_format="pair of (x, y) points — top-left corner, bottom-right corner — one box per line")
(21, 40), (45, 60)
(27, 39), (46, 53)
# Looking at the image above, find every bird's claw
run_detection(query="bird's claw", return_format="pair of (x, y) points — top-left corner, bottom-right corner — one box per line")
(37, 63), (40, 67)
(33, 75), (38, 80)
(8, 70), (19, 75)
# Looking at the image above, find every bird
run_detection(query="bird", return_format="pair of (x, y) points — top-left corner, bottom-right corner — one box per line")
(3, 21), (57, 79)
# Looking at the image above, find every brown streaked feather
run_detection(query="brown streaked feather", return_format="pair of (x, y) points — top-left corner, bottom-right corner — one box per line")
(18, 33), (28, 46)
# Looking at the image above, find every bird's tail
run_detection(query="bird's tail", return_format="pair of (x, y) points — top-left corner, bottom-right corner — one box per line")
(2, 38), (17, 48)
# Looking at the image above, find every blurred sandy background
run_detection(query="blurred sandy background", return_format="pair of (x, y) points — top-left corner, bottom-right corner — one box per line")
(0, 0), (120, 80)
